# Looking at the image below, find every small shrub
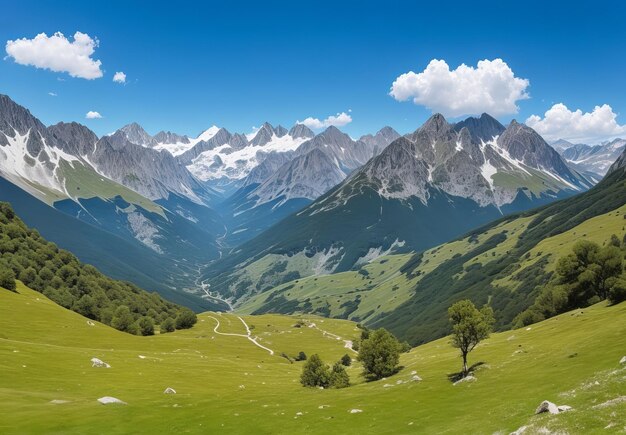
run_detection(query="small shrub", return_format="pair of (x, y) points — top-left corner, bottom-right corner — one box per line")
(160, 317), (176, 333)
(340, 354), (352, 366)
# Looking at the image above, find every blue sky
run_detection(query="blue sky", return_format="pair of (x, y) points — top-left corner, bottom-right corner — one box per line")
(1, 0), (625, 142)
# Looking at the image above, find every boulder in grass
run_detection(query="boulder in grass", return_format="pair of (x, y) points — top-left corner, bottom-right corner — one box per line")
(164, 387), (176, 394)
(98, 396), (126, 405)
(91, 357), (110, 368)
(535, 400), (559, 415)
(620, 356), (626, 364)
(557, 405), (572, 412)
(411, 375), (422, 382)
(349, 409), (363, 414)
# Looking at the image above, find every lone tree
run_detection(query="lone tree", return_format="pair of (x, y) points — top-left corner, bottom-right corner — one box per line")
(329, 362), (350, 388)
(300, 354), (330, 388)
(357, 328), (402, 380)
(340, 353), (352, 366)
(448, 300), (494, 377)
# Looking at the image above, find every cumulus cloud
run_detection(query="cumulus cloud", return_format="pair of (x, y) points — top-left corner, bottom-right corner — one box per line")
(113, 71), (126, 83)
(297, 112), (352, 129)
(85, 111), (102, 119)
(5, 31), (103, 79)
(390, 58), (530, 117)
(526, 103), (626, 143)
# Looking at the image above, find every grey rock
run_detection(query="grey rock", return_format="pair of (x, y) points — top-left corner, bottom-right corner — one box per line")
(153, 131), (190, 144)
(117, 122), (156, 147)
(288, 123), (315, 139)
(535, 400), (559, 415)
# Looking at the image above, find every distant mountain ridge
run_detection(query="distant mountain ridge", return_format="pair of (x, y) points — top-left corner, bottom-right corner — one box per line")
(202, 113), (593, 304)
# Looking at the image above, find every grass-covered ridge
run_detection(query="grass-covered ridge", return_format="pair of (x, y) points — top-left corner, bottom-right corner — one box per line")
(0, 283), (624, 433)
(231, 168), (626, 345)
(0, 202), (194, 334)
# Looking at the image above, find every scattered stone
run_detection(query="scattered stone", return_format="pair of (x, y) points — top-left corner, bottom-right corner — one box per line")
(510, 425), (528, 435)
(453, 375), (477, 386)
(525, 327), (531, 331)
(383, 384), (393, 388)
(138, 355), (146, 359)
(620, 356), (626, 364)
(318, 405), (329, 409)
(87, 321), (95, 326)
(296, 412), (303, 416)
(557, 405), (572, 412)
(239, 385), (245, 390)
(396, 380), (404, 385)
(91, 358), (110, 368)
(507, 335), (516, 341)
(163, 387), (176, 394)
(410, 370), (417, 375)
(49, 400), (69, 404)
(535, 400), (559, 415)
(97, 396), (126, 405)
(411, 375), (422, 382)
(349, 409), (363, 414)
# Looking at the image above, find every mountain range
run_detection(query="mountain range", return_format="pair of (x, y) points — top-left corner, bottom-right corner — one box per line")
(554, 137), (626, 180)
(0, 94), (609, 313)
(202, 113), (593, 304)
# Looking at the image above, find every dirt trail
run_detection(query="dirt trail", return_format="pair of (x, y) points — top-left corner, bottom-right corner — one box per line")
(307, 322), (357, 353)
(208, 315), (274, 355)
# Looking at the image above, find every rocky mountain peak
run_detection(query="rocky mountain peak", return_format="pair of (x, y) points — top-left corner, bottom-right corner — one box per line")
(421, 113), (450, 135)
(289, 123), (315, 139)
(48, 122), (98, 156)
(118, 122), (155, 147)
(153, 131), (190, 144)
(453, 113), (505, 143)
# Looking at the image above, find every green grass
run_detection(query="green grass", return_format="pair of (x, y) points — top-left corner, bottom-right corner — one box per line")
(1, 283), (624, 434)
(59, 161), (165, 216)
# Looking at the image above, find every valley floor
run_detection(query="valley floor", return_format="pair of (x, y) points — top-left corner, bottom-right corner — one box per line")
(0, 284), (625, 434)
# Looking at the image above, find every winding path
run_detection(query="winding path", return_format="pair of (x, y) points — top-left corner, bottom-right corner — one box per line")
(307, 322), (357, 353)
(207, 315), (274, 355)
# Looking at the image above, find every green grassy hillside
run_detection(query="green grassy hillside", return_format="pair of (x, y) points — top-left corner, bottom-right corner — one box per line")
(1, 283), (624, 434)
(233, 167), (626, 345)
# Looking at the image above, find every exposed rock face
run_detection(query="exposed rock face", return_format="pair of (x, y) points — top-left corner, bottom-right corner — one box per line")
(118, 122), (156, 147)
(243, 151), (295, 186)
(89, 134), (205, 201)
(48, 122), (98, 156)
(251, 148), (346, 204)
(566, 138), (626, 177)
(288, 123), (315, 139)
(153, 131), (190, 145)
(358, 126), (401, 153)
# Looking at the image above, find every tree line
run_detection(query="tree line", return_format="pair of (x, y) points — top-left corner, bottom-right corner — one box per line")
(0, 202), (196, 335)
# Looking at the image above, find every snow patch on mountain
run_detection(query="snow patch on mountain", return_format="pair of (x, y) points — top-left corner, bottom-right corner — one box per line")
(187, 133), (308, 181)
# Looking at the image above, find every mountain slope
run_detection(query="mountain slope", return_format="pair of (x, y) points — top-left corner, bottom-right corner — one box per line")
(216, 126), (397, 245)
(558, 138), (625, 178)
(1, 281), (624, 433)
(204, 114), (592, 301)
(233, 147), (626, 345)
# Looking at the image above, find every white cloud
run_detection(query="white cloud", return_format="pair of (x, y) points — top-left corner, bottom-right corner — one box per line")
(297, 112), (352, 129)
(390, 58), (530, 117)
(5, 31), (103, 79)
(526, 103), (626, 143)
(85, 111), (102, 119)
(48, 92), (57, 97)
(113, 71), (126, 83)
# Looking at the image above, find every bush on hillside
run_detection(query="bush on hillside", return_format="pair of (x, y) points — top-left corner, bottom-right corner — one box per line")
(340, 354), (352, 366)
(295, 351), (307, 361)
(515, 238), (626, 326)
(329, 362), (350, 388)
(175, 309), (197, 329)
(138, 316), (155, 336)
(300, 354), (330, 388)
(161, 317), (176, 333)
(357, 328), (402, 380)
(0, 267), (16, 291)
